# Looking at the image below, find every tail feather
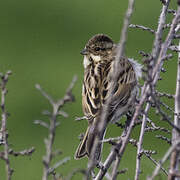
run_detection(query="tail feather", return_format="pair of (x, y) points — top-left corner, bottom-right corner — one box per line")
(74, 126), (90, 159)
(74, 123), (106, 160)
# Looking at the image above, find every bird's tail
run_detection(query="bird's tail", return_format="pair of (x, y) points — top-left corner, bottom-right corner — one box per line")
(74, 123), (106, 160)
(74, 126), (90, 159)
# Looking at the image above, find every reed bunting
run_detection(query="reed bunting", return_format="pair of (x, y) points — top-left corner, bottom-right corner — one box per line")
(75, 34), (142, 160)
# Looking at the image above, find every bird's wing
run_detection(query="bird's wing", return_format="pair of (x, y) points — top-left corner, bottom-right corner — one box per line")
(82, 57), (138, 120)
(101, 57), (137, 119)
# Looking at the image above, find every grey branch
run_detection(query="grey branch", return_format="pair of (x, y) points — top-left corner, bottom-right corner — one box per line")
(35, 76), (77, 180)
(86, 0), (137, 179)
(168, 13), (180, 180)
(155, 135), (171, 144)
(169, 45), (180, 52)
(129, 138), (168, 176)
(135, 103), (150, 180)
(8, 147), (35, 157)
(75, 116), (89, 121)
(76, 1), (180, 180)
(134, 0), (171, 179)
(148, 140), (180, 180)
(34, 120), (49, 128)
(0, 71), (13, 180)
(0, 71), (35, 180)
(65, 168), (87, 180)
(129, 24), (155, 34)
(48, 157), (71, 175)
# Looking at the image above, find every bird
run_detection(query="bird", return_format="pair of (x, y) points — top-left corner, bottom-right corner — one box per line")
(74, 34), (142, 160)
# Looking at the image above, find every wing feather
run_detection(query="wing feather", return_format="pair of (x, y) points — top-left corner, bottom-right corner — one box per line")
(82, 57), (138, 121)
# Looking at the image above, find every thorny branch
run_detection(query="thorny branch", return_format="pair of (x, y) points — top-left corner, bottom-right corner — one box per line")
(129, 138), (168, 176)
(148, 140), (180, 180)
(0, 71), (35, 180)
(168, 23), (180, 180)
(85, 0), (137, 179)
(135, 4), (180, 180)
(35, 75), (77, 180)
(82, 1), (180, 180)
(0, 71), (13, 180)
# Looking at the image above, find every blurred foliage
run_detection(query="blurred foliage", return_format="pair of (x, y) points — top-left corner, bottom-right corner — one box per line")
(0, 0), (178, 179)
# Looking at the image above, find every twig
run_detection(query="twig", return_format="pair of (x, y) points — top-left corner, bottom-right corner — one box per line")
(145, 117), (171, 133)
(148, 140), (180, 180)
(133, 10), (180, 180)
(75, 116), (88, 121)
(48, 157), (71, 174)
(0, 71), (13, 180)
(151, 0), (170, 63)
(169, 45), (180, 52)
(168, 9), (177, 15)
(129, 138), (168, 176)
(86, 0), (137, 179)
(129, 24), (155, 34)
(101, 137), (121, 145)
(134, 1), (172, 179)
(155, 90), (174, 99)
(8, 147), (35, 156)
(151, 7), (180, 84)
(65, 168), (87, 180)
(35, 76), (77, 180)
(108, 0), (137, 178)
(168, 16), (180, 180)
(155, 135), (171, 144)
(34, 120), (49, 129)
(145, 152), (168, 176)
(0, 71), (35, 180)
(135, 103), (150, 180)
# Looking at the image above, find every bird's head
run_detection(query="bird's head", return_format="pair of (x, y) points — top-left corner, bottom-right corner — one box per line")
(81, 34), (115, 68)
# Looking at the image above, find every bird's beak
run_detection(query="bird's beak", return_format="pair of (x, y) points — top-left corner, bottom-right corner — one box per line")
(80, 48), (88, 55)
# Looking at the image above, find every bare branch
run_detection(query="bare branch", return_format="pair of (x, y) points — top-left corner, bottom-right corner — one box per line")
(169, 45), (180, 52)
(129, 24), (155, 34)
(87, 0), (137, 179)
(151, 0), (170, 61)
(168, 15), (180, 180)
(155, 135), (171, 144)
(48, 157), (71, 175)
(0, 71), (13, 180)
(129, 138), (168, 176)
(75, 116), (88, 121)
(35, 76), (77, 180)
(135, 103), (150, 180)
(8, 147), (35, 157)
(66, 168), (87, 180)
(34, 120), (49, 129)
(148, 140), (180, 180)
(35, 84), (55, 105)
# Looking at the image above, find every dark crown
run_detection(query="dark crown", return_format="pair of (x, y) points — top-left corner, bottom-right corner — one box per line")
(87, 34), (113, 47)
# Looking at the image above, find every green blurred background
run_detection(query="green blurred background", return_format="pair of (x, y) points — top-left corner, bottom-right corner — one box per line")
(0, 0), (178, 179)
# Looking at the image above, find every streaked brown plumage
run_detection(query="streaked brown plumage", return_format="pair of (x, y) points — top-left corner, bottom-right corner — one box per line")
(75, 34), (142, 160)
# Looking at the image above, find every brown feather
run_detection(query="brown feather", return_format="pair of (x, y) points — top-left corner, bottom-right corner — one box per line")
(75, 34), (141, 160)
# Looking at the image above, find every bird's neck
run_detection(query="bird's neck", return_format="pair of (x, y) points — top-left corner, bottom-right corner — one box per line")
(83, 54), (112, 69)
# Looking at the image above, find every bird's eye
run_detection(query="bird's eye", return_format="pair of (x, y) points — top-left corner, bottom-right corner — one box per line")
(95, 47), (100, 51)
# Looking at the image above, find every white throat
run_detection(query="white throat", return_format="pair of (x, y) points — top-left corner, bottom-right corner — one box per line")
(91, 54), (101, 62)
(83, 56), (91, 68)
(83, 54), (101, 68)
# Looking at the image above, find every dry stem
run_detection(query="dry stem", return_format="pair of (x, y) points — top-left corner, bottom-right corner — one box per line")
(35, 76), (77, 180)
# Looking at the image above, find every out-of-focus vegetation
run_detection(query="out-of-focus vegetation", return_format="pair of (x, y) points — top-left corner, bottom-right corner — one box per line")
(0, 0), (177, 179)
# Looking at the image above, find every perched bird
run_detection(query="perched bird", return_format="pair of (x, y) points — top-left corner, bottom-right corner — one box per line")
(75, 34), (142, 160)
